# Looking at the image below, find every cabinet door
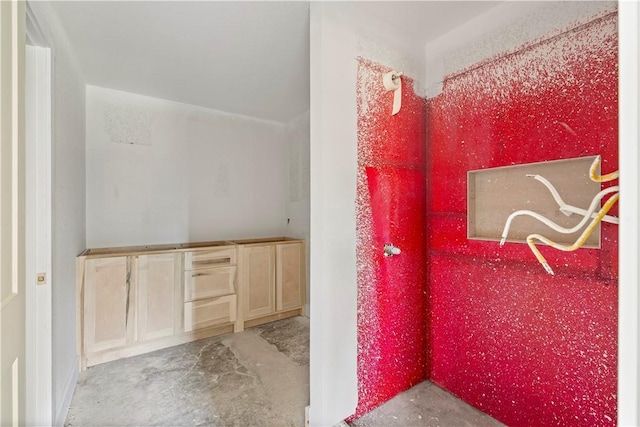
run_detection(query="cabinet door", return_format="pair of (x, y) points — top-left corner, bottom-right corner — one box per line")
(276, 243), (305, 311)
(138, 253), (181, 341)
(84, 257), (133, 354)
(242, 245), (275, 319)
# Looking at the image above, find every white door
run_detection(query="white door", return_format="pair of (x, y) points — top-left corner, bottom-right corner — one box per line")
(0, 0), (26, 425)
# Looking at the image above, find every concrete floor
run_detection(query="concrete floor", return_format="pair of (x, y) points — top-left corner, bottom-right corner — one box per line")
(67, 316), (503, 427)
(348, 381), (504, 427)
(65, 316), (310, 426)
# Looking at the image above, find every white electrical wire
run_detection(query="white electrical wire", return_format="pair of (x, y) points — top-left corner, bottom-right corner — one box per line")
(500, 185), (620, 246)
(526, 174), (619, 224)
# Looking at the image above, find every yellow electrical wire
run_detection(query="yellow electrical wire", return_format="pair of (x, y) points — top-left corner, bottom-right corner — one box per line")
(589, 155), (619, 182)
(527, 192), (619, 275)
(500, 154), (619, 274)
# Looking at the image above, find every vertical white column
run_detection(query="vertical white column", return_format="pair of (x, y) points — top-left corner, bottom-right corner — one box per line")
(618, 1), (640, 425)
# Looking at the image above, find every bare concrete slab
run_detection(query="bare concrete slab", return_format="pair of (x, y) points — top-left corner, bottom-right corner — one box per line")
(348, 381), (505, 427)
(65, 317), (310, 427)
(67, 316), (503, 427)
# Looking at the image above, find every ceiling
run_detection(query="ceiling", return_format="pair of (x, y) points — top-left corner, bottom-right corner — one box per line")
(50, 1), (501, 124)
(355, 1), (501, 44)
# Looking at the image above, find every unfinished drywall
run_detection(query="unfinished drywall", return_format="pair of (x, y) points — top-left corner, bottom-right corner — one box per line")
(28, 2), (87, 424)
(85, 86), (288, 248)
(427, 6), (618, 426)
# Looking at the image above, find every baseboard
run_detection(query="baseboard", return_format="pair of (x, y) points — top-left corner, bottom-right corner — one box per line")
(54, 356), (79, 427)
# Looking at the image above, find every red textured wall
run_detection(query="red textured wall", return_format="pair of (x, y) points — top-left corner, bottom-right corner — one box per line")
(427, 11), (618, 426)
(353, 58), (428, 418)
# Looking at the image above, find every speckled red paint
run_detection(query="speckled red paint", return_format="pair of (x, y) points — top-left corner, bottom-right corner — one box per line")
(427, 11), (618, 427)
(351, 10), (617, 426)
(353, 58), (428, 418)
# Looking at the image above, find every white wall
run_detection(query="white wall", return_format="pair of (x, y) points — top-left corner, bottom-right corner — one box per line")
(28, 2), (86, 425)
(309, 3), (424, 425)
(85, 86), (288, 248)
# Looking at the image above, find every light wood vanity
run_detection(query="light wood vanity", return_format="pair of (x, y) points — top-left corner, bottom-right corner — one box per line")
(76, 238), (305, 370)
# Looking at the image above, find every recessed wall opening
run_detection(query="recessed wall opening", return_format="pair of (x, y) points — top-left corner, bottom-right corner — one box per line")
(468, 156), (602, 247)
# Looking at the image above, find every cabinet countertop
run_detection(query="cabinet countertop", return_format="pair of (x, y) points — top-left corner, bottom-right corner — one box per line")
(79, 237), (304, 258)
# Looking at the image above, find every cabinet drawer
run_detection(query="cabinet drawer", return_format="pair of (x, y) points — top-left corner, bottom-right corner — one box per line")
(184, 247), (236, 270)
(184, 266), (236, 302)
(184, 295), (236, 332)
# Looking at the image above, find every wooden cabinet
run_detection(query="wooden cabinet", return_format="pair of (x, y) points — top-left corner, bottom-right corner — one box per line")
(77, 238), (304, 370)
(237, 239), (305, 329)
(77, 242), (239, 370)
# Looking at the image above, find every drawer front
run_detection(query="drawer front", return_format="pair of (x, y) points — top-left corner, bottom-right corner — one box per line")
(184, 266), (236, 302)
(184, 247), (236, 270)
(184, 295), (237, 332)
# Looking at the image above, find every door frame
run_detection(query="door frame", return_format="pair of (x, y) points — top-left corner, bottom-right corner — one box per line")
(24, 43), (52, 426)
(618, 1), (640, 424)
(24, 4), (52, 425)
